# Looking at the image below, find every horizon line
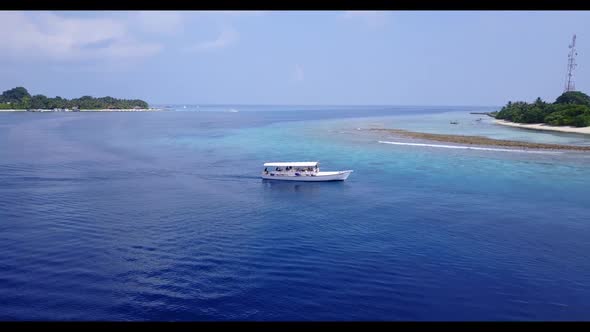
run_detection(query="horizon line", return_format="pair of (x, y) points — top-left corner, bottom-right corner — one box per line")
(151, 103), (503, 108)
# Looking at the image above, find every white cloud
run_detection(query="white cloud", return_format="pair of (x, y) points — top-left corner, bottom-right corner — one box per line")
(134, 11), (185, 35)
(232, 11), (266, 17)
(187, 27), (238, 52)
(342, 11), (390, 28)
(294, 64), (305, 82)
(201, 11), (266, 17)
(0, 11), (261, 62)
(0, 11), (161, 61)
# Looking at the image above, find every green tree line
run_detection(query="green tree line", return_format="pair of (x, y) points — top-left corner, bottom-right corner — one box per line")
(0, 87), (149, 110)
(495, 91), (590, 127)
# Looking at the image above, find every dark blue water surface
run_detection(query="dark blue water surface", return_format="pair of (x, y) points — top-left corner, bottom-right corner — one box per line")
(1, 106), (590, 321)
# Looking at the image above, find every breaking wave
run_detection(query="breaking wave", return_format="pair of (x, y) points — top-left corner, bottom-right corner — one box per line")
(377, 141), (562, 154)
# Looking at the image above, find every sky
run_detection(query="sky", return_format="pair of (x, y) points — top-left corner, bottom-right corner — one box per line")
(0, 10), (589, 106)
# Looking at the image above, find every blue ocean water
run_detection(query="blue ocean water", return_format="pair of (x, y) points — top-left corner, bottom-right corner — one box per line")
(1, 106), (590, 321)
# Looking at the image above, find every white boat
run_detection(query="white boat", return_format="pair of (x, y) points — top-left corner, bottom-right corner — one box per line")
(261, 161), (353, 182)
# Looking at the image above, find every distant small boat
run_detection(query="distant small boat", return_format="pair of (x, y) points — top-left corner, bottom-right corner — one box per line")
(450, 121), (459, 125)
(261, 162), (353, 182)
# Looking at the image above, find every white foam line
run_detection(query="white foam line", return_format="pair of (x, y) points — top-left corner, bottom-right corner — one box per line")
(377, 141), (562, 154)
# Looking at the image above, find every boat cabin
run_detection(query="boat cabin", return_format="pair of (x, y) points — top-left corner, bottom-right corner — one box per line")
(263, 162), (319, 177)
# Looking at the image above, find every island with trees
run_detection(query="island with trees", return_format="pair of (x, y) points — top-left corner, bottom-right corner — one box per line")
(0, 87), (157, 112)
(493, 91), (590, 134)
(366, 90), (590, 150)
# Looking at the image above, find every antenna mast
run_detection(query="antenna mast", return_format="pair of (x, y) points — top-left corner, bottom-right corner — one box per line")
(564, 34), (578, 93)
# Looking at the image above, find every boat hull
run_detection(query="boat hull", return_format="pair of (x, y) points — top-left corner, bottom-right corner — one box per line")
(261, 170), (353, 182)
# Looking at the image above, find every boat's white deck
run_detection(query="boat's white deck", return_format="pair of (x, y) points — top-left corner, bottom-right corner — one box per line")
(261, 170), (352, 181)
(316, 171), (343, 176)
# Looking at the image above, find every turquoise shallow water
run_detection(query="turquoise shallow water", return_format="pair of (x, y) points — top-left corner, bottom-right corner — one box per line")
(1, 106), (590, 321)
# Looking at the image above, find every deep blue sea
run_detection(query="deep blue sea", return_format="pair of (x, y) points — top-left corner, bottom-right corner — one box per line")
(1, 105), (590, 321)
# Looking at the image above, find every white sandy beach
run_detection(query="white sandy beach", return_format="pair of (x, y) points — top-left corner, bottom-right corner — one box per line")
(495, 119), (590, 135)
(79, 108), (162, 112)
(0, 108), (161, 112)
